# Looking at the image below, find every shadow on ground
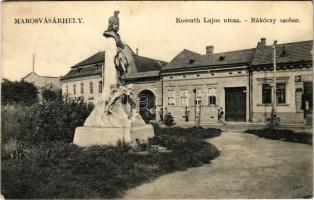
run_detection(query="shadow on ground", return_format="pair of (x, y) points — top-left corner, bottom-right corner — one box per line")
(245, 128), (312, 145)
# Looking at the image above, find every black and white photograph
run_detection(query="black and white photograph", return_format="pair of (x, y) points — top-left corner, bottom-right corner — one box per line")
(1, 1), (313, 199)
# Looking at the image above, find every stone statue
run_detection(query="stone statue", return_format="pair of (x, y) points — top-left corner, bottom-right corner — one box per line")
(73, 11), (154, 147)
(103, 10), (134, 87)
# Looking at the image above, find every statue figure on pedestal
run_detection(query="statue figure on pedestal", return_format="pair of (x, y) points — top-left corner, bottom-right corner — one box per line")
(83, 10), (145, 128)
(73, 11), (154, 147)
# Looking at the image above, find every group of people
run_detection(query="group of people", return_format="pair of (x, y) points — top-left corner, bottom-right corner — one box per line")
(156, 106), (225, 124)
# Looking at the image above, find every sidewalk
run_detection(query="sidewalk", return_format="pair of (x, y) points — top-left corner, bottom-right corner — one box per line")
(169, 121), (313, 133)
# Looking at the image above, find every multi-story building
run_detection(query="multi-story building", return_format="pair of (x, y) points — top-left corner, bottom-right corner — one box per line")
(61, 38), (312, 125)
(60, 50), (167, 111)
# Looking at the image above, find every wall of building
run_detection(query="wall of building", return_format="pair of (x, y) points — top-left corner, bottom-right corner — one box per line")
(252, 68), (312, 124)
(24, 73), (60, 88)
(61, 74), (102, 105)
(162, 67), (249, 124)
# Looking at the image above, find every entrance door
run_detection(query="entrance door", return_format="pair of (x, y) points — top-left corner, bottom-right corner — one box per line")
(138, 90), (156, 122)
(303, 82), (312, 125)
(225, 87), (246, 121)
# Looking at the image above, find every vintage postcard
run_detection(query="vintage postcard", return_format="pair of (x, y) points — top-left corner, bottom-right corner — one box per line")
(1, 1), (313, 199)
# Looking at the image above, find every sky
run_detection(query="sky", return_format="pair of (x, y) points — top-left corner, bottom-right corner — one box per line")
(1, 1), (313, 81)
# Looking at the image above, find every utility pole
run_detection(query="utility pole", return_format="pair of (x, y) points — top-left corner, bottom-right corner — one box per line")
(271, 40), (279, 129)
(193, 89), (197, 127)
(273, 40), (277, 113)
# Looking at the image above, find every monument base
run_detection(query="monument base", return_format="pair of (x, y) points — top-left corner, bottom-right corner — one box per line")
(73, 124), (154, 147)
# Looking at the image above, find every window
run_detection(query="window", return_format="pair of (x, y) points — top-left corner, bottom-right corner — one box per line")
(276, 83), (286, 104)
(80, 83), (84, 94)
(207, 88), (216, 106)
(262, 84), (272, 104)
(73, 84), (76, 95)
(99, 81), (102, 93)
(168, 90), (176, 105)
(262, 83), (286, 104)
(89, 82), (93, 94)
(196, 89), (202, 104)
(66, 85), (68, 94)
(180, 89), (189, 106)
(208, 96), (216, 106)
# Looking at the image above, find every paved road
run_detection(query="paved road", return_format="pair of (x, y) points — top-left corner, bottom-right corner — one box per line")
(124, 131), (313, 199)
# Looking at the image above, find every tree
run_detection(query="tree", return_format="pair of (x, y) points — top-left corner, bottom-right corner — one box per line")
(42, 89), (61, 102)
(164, 112), (176, 127)
(1, 79), (38, 105)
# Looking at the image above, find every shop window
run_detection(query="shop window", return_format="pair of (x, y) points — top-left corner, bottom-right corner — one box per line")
(262, 84), (272, 104)
(276, 83), (286, 104)
(262, 83), (286, 104)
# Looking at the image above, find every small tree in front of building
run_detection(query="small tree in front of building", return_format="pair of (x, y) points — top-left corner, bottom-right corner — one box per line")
(1, 79), (38, 105)
(42, 89), (61, 102)
(164, 112), (176, 127)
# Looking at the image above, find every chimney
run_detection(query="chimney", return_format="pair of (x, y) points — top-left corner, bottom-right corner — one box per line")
(136, 48), (139, 55)
(260, 38), (266, 46)
(206, 45), (214, 56)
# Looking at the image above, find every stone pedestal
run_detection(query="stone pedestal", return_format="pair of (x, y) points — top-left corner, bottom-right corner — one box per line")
(73, 124), (154, 147)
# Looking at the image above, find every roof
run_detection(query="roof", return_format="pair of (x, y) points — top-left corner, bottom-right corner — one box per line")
(252, 40), (313, 65)
(61, 63), (102, 80)
(71, 52), (105, 68)
(62, 50), (167, 80)
(162, 40), (313, 72)
(162, 48), (256, 72)
(126, 70), (160, 79)
(126, 56), (166, 79)
(23, 72), (60, 79)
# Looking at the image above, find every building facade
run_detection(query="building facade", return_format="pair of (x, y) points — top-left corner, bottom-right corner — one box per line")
(23, 72), (61, 102)
(251, 40), (312, 124)
(60, 50), (166, 114)
(61, 38), (313, 125)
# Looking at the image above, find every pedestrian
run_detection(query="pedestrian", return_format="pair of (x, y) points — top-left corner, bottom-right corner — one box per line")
(158, 107), (163, 123)
(149, 106), (156, 120)
(184, 106), (190, 122)
(217, 106), (225, 125)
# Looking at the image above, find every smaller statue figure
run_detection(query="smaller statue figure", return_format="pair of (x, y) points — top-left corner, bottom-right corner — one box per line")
(105, 10), (120, 33)
(103, 10), (134, 86)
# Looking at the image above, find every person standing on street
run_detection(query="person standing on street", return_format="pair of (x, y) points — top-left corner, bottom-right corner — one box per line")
(217, 106), (225, 125)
